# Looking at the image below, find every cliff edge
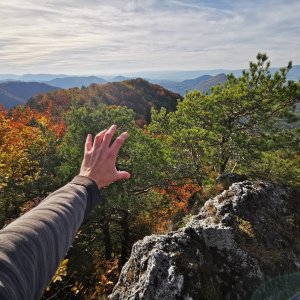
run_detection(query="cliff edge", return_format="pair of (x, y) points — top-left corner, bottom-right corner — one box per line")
(109, 181), (300, 300)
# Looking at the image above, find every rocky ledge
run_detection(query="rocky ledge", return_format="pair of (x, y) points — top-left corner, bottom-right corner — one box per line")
(109, 181), (300, 300)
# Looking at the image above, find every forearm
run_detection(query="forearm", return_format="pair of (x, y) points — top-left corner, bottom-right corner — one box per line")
(0, 176), (101, 300)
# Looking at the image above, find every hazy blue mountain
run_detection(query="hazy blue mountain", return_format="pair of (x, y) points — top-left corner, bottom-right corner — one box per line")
(124, 65), (300, 81)
(149, 79), (188, 95)
(196, 73), (227, 93)
(46, 76), (107, 88)
(125, 70), (225, 81)
(0, 74), (19, 81)
(19, 74), (69, 82)
(282, 65), (300, 81)
(153, 73), (227, 95)
(0, 79), (18, 83)
(0, 81), (60, 109)
(0, 64), (298, 88)
(181, 75), (212, 86)
(110, 75), (129, 82)
(0, 65), (300, 89)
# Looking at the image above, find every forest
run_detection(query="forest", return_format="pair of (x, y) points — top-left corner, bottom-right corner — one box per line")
(0, 54), (299, 299)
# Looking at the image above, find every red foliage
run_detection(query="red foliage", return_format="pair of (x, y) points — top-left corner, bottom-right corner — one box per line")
(151, 180), (201, 233)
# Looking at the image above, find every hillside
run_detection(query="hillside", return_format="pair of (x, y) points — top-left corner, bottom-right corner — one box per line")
(181, 74), (212, 87)
(46, 76), (107, 88)
(0, 81), (60, 109)
(196, 73), (227, 93)
(155, 73), (227, 95)
(28, 78), (182, 124)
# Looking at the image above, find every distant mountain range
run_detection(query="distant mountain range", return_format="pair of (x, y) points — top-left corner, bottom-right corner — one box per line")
(194, 74), (228, 94)
(1, 65), (299, 83)
(46, 76), (106, 89)
(0, 73), (227, 109)
(42, 73), (229, 95)
(0, 76), (135, 108)
(0, 74), (69, 82)
(0, 65), (299, 110)
(153, 73), (227, 95)
(0, 81), (60, 109)
(127, 65), (300, 81)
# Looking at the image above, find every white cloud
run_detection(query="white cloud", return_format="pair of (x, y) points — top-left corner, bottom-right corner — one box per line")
(0, 0), (299, 74)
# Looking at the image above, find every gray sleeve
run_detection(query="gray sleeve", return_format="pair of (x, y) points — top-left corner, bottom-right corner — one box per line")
(0, 175), (101, 300)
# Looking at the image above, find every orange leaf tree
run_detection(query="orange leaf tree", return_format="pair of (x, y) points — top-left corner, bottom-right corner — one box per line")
(0, 105), (63, 226)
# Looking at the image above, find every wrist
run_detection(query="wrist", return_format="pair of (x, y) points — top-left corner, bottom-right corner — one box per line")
(71, 175), (102, 219)
(77, 170), (98, 186)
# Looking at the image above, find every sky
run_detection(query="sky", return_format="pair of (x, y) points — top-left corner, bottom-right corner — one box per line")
(0, 0), (300, 75)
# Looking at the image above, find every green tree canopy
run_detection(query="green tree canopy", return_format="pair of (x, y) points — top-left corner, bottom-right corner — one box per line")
(149, 53), (300, 185)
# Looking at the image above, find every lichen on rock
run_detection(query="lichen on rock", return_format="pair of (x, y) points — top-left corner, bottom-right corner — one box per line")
(109, 181), (300, 300)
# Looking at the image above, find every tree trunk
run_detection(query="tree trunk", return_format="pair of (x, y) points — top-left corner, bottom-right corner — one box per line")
(101, 218), (112, 260)
(120, 211), (130, 268)
(219, 135), (229, 174)
(219, 157), (229, 174)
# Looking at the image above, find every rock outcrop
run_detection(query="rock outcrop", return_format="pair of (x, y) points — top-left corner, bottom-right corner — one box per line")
(109, 181), (300, 300)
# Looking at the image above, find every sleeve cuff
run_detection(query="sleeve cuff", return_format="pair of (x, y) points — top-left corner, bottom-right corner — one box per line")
(70, 175), (102, 220)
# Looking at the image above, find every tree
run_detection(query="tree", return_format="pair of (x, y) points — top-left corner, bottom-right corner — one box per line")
(0, 106), (63, 226)
(149, 53), (300, 186)
(56, 104), (174, 297)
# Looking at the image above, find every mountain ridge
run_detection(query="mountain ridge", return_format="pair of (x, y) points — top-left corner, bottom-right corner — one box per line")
(1, 64), (299, 82)
(46, 76), (106, 89)
(27, 78), (182, 124)
(153, 73), (227, 95)
(0, 81), (60, 109)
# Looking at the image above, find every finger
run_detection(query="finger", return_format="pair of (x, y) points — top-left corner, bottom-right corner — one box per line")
(85, 134), (93, 152)
(102, 124), (117, 149)
(110, 132), (128, 157)
(93, 129), (107, 150)
(116, 170), (131, 180)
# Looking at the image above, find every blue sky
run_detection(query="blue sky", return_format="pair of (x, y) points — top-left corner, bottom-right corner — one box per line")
(0, 0), (299, 74)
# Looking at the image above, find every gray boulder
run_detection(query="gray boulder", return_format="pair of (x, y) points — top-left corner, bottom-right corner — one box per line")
(109, 181), (300, 300)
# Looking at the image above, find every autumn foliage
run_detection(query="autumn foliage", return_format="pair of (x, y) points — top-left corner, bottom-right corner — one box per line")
(0, 54), (299, 299)
(153, 181), (201, 233)
(0, 105), (64, 225)
(28, 79), (182, 125)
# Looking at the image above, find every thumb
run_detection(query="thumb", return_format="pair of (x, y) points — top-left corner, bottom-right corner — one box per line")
(117, 171), (131, 180)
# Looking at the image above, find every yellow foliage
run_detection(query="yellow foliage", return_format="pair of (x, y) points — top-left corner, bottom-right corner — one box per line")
(46, 259), (69, 292)
(52, 259), (69, 283)
(71, 281), (84, 295)
(89, 251), (120, 298)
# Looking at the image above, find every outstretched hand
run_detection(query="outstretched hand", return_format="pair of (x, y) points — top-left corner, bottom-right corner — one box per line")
(79, 125), (130, 188)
